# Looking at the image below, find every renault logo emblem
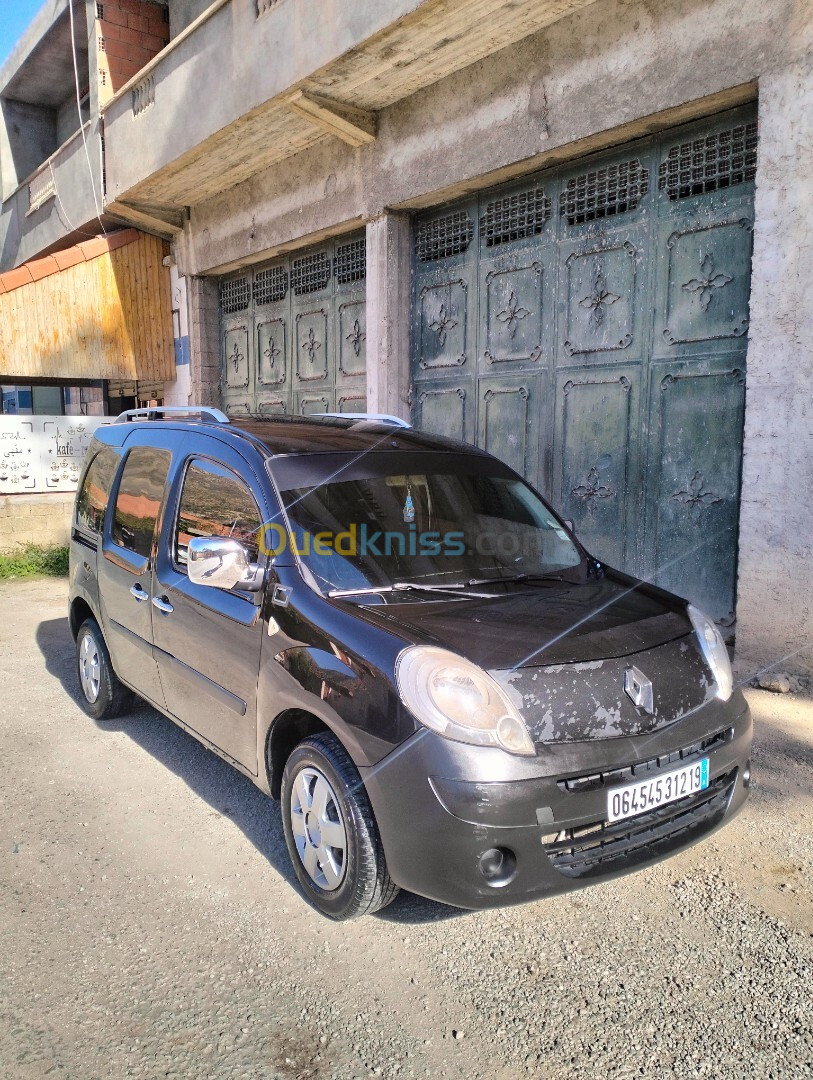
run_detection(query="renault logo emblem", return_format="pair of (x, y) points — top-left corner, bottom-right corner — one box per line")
(624, 665), (654, 713)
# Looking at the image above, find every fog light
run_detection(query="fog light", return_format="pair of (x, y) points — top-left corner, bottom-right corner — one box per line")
(478, 846), (517, 888)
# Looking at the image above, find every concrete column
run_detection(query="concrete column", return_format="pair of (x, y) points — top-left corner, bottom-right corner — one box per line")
(365, 212), (412, 422)
(186, 275), (221, 408)
(735, 60), (813, 680)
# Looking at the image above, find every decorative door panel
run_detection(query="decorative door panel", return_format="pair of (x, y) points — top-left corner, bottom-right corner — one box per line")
(477, 375), (544, 486)
(294, 307), (331, 385)
(223, 323), (251, 390)
(337, 299), (367, 380)
(478, 252), (552, 369)
(256, 318), (287, 387)
(413, 270), (476, 376)
(412, 203), (477, 380)
(557, 235), (646, 363)
(553, 366), (640, 571)
(656, 214), (754, 353)
(220, 233), (366, 417)
(254, 263), (290, 389)
(335, 236), (367, 390)
(336, 389), (367, 414)
(255, 395), (288, 417)
(645, 363), (746, 623)
(411, 381), (472, 445)
(296, 390), (333, 416)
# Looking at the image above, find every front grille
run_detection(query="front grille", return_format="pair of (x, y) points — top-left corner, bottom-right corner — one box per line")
(557, 726), (733, 794)
(546, 768), (737, 880)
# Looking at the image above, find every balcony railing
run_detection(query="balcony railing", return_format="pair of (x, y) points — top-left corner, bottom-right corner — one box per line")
(27, 165), (56, 214)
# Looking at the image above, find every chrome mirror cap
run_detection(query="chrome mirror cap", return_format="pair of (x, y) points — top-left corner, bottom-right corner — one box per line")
(187, 536), (264, 592)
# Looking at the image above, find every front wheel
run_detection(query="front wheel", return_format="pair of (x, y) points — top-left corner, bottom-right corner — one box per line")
(281, 732), (399, 920)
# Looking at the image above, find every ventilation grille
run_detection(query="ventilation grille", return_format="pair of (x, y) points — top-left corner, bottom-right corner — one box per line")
(557, 727), (734, 794)
(480, 188), (551, 246)
(254, 266), (288, 306)
(560, 160), (649, 225)
(220, 276), (251, 315)
(546, 769), (736, 880)
(659, 121), (758, 200)
(292, 251), (331, 295)
(334, 238), (366, 284)
(415, 211), (474, 261)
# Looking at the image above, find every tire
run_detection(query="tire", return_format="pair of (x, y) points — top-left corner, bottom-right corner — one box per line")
(76, 618), (134, 721)
(281, 732), (400, 920)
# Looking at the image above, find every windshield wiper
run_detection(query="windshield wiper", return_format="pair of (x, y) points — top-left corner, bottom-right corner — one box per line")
(466, 572), (577, 587)
(328, 581), (496, 599)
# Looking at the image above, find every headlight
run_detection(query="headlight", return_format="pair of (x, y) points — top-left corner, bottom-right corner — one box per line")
(688, 605), (733, 702)
(395, 646), (535, 756)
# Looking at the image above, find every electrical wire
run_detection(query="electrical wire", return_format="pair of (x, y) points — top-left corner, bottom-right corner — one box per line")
(67, 0), (106, 234)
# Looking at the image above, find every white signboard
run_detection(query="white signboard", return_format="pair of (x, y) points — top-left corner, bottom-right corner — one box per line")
(0, 415), (115, 495)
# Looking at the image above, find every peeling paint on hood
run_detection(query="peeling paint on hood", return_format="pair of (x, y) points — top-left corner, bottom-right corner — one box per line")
(490, 633), (715, 745)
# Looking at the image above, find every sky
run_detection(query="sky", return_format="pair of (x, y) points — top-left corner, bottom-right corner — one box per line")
(0, 0), (46, 68)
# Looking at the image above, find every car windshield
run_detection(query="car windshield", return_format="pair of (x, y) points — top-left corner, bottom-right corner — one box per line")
(274, 460), (584, 598)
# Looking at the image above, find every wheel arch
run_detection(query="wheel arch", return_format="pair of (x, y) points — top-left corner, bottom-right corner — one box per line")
(265, 709), (333, 800)
(69, 596), (96, 640)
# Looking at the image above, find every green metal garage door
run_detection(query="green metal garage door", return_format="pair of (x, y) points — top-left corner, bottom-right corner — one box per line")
(410, 106), (757, 626)
(220, 233), (367, 419)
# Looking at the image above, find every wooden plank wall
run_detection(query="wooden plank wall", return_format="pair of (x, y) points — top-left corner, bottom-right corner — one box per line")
(0, 232), (175, 382)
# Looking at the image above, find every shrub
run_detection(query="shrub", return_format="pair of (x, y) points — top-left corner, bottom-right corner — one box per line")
(0, 544), (70, 579)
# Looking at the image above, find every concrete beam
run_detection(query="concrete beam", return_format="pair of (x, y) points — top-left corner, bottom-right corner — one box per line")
(105, 198), (182, 239)
(286, 90), (377, 148)
(365, 212), (411, 422)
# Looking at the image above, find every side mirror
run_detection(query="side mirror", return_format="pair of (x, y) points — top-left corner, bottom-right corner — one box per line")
(187, 536), (264, 592)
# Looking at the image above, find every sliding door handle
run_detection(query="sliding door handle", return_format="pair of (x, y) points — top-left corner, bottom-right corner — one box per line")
(130, 584), (149, 602)
(151, 596), (174, 615)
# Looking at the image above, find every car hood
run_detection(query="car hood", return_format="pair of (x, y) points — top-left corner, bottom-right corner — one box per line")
(356, 573), (692, 668)
(353, 573), (716, 745)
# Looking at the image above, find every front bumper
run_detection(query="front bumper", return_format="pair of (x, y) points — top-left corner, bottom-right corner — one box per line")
(360, 691), (752, 909)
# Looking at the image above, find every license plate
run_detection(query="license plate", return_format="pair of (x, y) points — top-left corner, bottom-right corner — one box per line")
(607, 758), (710, 823)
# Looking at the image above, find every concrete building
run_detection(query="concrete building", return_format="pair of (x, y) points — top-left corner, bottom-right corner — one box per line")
(2, 0), (811, 682)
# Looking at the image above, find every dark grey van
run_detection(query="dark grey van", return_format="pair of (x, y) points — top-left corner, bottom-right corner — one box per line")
(69, 407), (751, 919)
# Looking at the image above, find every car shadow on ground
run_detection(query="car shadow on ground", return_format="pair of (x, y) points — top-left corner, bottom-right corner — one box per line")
(35, 615), (465, 925)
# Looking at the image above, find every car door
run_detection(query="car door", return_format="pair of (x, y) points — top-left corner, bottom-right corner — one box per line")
(98, 437), (174, 708)
(150, 440), (269, 772)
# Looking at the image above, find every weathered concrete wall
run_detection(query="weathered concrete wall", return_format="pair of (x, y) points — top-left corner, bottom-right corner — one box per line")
(736, 50), (813, 682)
(0, 494), (74, 551)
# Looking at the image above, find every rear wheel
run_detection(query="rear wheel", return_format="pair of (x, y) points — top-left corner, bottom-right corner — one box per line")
(76, 618), (133, 720)
(281, 732), (399, 920)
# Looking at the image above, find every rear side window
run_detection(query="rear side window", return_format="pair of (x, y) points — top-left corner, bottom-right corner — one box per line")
(76, 447), (119, 535)
(175, 458), (262, 568)
(112, 447), (172, 559)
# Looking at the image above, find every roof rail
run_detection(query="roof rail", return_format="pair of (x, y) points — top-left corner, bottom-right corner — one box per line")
(322, 412), (412, 429)
(114, 406), (230, 425)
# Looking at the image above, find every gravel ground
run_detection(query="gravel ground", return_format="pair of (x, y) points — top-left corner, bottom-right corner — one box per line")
(1, 577), (812, 1080)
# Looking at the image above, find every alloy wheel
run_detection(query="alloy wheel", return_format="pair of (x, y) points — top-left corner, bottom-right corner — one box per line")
(289, 767), (348, 891)
(79, 632), (101, 704)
